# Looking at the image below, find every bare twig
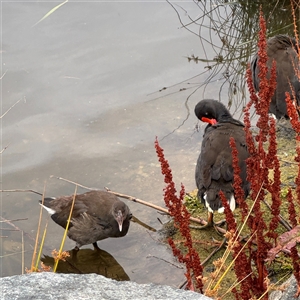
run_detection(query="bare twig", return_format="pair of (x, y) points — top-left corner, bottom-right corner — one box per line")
(0, 228), (23, 231)
(52, 175), (210, 226)
(0, 218), (28, 223)
(0, 143), (10, 154)
(278, 158), (298, 165)
(22, 231), (24, 275)
(0, 69), (8, 80)
(0, 216), (35, 242)
(262, 199), (292, 230)
(177, 240), (226, 289)
(0, 189), (43, 196)
(31, 183), (46, 271)
(0, 251), (30, 259)
(105, 188), (210, 227)
(105, 188), (171, 214)
(1, 98), (22, 119)
(147, 254), (184, 269)
(50, 176), (90, 190)
(131, 215), (156, 232)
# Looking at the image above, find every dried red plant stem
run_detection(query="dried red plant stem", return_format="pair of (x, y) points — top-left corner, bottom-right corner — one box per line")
(286, 92), (300, 221)
(286, 189), (297, 228)
(229, 138), (248, 221)
(285, 92), (300, 291)
(291, 0), (300, 56)
(288, 4), (300, 293)
(265, 118), (281, 241)
(242, 11), (282, 299)
(255, 220), (269, 292)
(155, 138), (203, 292)
(220, 190), (253, 299)
(291, 246), (300, 297)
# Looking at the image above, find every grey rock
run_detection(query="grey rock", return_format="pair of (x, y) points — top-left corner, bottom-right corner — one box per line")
(269, 275), (300, 300)
(0, 272), (212, 300)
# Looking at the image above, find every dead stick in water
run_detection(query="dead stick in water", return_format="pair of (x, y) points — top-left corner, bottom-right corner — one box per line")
(0, 189), (43, 196)
(51, 176), (208, 225)
(2, 176), (213, 228)
(0, 216), (36, 243)
(104, 187), (209, 227)
(0, 218), (28, 223)
(51, 176), (209, 226)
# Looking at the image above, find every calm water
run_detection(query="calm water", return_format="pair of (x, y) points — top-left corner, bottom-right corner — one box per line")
(1, 1), (214, 286)
(1, 0), (291, 287)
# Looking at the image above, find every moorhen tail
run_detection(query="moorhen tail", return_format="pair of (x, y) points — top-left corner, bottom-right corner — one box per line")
(251, 34), (300, 119)
(195, 99), (250, 232)
(40, 190), (132, 250)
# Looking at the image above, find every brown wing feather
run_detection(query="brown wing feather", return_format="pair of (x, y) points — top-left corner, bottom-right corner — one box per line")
(195, 123), (249, 211)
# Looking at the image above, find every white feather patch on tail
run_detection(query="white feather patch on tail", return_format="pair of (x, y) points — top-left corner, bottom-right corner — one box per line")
(204, 193), (236, 213)
(203, 193), (214, 213)
(39, 203), (56, 215)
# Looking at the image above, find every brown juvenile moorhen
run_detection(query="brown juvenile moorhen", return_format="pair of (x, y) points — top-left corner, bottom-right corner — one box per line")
(195, 99), (250, 231)
(40, 190), (132, 250)
(251, 34), (300, 119)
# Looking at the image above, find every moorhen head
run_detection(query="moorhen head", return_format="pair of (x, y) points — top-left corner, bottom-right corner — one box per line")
(251, 34), (300, 119)
(40, 190), (132, 250)
(194, 99), (250, 231)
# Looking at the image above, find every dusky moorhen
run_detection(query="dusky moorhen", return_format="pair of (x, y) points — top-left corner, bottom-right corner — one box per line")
(40, 190), (132, 250)
(251, 34), (300, 119)
(195, 99), (250, 232)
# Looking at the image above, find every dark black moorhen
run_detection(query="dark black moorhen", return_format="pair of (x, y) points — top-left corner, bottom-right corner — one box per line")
(195, 99), (250, 231)
(40, 190), (132, 250)
(251, 34), (300, 119)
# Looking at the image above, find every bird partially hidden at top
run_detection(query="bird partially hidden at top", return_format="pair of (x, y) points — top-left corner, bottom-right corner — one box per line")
(251, 34), (300, 119)
(40, 190), (132, 250)
(195, 99), (250, 233)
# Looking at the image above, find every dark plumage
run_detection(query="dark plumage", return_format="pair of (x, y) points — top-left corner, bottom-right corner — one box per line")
(251, 34), (300, 119)
(40, 190), (132, 250)
(195, 99), (250, 229)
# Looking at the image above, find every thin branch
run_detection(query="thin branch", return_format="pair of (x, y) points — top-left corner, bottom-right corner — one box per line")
(0, 69), (8, 80)
(22, 231), (25, 275)
(0, 228), (22, 231)
(105, 188), (212, 227)
(0, 143), (10, 154)
(0, 218), (28, 223)
(0, 189), (43, 196)
(0, 216), (35, 242)
(147, 254), (184, 269)
(278, 158), (299, 165)
(52, 176), (212, 227)
(131, 215), (157, 232)
(1, 98), (22, 119)
(262, 199), (292, 230)
(50, 175), (91, 190)
(0, 250), (30, 259)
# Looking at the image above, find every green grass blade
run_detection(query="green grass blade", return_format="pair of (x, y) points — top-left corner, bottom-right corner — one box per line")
(34, 218), (49, 270)
(31, 184), (46, 272)
(33, 0), (68, 27)
(53, 185), (77, 272)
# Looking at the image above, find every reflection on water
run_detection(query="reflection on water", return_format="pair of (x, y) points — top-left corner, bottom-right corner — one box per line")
(1, 0), (299, 287)
(41, 248), (130, 281)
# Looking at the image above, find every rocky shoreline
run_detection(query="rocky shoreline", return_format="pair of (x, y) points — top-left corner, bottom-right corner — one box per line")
(0, 272), (212, 300)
